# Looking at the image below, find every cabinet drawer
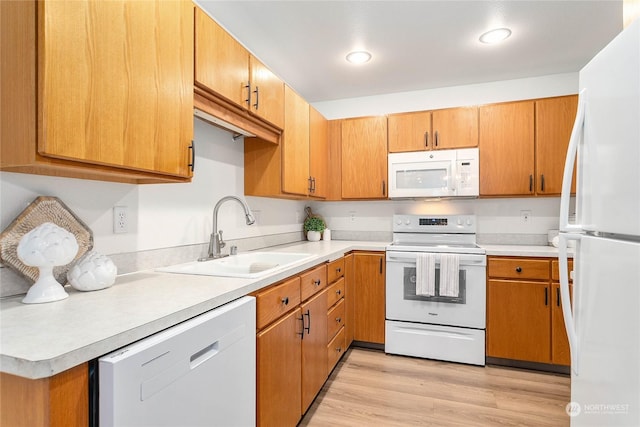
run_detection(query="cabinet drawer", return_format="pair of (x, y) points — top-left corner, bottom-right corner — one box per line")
(326, 277), (345, 309)
(256, 277), (301, 330)
(551, 259), (574, 282)
(327, 258), (345, 284)
(300, 264), (327, 301)
(488, 258), (550, 280)
(327, 326), (346, 373)
(327, 298), (345, 341)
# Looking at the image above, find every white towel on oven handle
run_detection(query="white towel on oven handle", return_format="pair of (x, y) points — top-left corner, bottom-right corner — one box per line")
(416, 253), (436, 297)
(439, 253), (460, 297)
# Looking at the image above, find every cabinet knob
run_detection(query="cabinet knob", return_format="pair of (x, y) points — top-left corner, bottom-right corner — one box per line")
(515, 267), (522, 273)
(336, 267), (341, 273)
(314, 279), (321, 286)
(336, 317), (342, 323)
(336, 346), (342, 353)
(281, 297), (289, 305)
(336, 289), (342, 296)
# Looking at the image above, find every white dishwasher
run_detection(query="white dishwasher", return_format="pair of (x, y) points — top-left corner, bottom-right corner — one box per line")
(99, 296), (256, 427)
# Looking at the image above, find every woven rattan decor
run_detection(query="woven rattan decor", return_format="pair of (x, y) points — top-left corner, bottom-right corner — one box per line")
(0, 196), (94, 284)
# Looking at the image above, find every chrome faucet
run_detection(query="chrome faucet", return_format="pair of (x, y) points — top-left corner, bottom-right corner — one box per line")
(199, 196), (255, 261)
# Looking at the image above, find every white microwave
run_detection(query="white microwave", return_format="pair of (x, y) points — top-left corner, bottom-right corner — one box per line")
(388, 148), (479, 198)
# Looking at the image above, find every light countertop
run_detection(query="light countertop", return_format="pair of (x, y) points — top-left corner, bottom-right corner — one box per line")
(0, 239), (571, 380)
(0, 240), (387, 380)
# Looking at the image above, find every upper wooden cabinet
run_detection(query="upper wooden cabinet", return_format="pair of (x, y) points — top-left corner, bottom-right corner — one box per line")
(282, 87), (310, 196)
(244, 87), (328, 199)
(341, 117), (388, 199)
(388, 107), (478, 152)
(309, 106), (328, 198)
(535, 95), (578, 195)
(480, 101), (536, 196)
(480, 96), (578, 197)
(194, 7), (283, 140)
(1, 0), (194, 184)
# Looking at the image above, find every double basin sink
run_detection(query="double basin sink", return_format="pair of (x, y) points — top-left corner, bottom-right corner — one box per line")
(157, 251), (316, 279)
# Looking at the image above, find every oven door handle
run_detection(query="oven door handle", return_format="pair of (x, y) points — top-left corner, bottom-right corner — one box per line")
(386, 252), (486, 266)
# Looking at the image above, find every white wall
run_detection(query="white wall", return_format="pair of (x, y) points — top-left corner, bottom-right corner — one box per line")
(311, 197), (565, 239)
(312, 72), (578, 119)
(0, 119), (306, 256)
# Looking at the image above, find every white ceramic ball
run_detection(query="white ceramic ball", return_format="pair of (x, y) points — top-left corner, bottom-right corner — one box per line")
(67, 251), (117, 291)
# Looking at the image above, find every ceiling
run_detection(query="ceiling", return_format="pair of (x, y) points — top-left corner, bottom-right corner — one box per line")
(196, 1), (622, 103)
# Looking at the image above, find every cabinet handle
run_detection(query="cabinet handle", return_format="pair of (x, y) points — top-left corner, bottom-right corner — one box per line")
(312, 177), (316, 192)
(515, 266), (522, 273)
(435, 130), (439, 147)
(336, 346), (342, 353)
(188, 141), (195, 172)
(244, 81), (251, 108)
(556, 287), (561, 307)
(308, 176), (313, 193)
(336, 289), (341, 296)
(281, 296), (289, 306)
(336, 316), (342, 324)
(540, 174), (545, 192)
(298, 315), (304, 339)
(379, 258), (383, 274)
(529, 175), (533, 192)
(253, 86), (259, 110)
(314, 279), (321, 287)
(544, 287), (549, 306)
(336, 267), (342, 273)
(425, 131), (429, 147)
(304, 309), (311, 334)
(382, 180), (386, 196)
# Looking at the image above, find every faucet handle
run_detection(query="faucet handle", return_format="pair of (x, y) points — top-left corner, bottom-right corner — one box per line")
(218, 230), (226, 249)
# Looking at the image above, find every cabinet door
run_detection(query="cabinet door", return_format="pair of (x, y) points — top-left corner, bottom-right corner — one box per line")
(551, 282), (573, 366)
(432, 106), (478, 149)
(195, 7), (249, 108)
(249, 55), (284, 129)
(353, 252), (386, 344)
(480, 101), (535, 196)
(487, 280), (551, 363)
(309, 106), (328, 198)
(281, 86), (310, 196)
(301, 290), (328, 413)
(341, 117), (388, 199)
(344, 253), (355, 347)
(39, 0), (193, 177)
(387, 111), (431, 152)
(535, 95), (578, 195)
(257, 308), (302, 427)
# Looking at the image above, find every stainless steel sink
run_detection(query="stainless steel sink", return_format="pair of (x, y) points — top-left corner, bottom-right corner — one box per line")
(157, 252), (315, 279)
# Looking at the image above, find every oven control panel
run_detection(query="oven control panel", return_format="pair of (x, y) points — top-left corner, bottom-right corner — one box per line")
(392, 214), (476, 234)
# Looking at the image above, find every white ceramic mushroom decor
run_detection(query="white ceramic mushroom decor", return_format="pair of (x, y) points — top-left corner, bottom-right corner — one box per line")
(17, 222), (79, 304)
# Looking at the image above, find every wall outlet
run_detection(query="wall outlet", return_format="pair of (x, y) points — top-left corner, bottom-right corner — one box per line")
(349, 211), (356, 222)
(113, 206), (128, 234)
(520, 210), (532, 224)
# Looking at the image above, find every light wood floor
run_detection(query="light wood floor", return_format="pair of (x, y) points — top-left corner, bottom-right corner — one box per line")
(300, 348), (571, 426)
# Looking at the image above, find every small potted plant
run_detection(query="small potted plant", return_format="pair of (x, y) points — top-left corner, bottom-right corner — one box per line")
(303, 216), (326, 242)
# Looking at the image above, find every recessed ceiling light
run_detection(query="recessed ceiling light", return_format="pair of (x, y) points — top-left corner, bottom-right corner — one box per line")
(479, 28), (512, 44)
(346, 51), (372, 64)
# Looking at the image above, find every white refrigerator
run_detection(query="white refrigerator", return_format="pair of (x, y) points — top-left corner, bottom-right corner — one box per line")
(558, 18), (640, 426)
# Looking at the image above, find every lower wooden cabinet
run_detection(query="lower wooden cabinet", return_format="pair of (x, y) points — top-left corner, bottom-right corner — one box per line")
(353, 251), (386, 344)
(254, 263), (332, 426)
(257, 309), (303, 427)
(301, 289), (328, 413)
(487, 256), (574, 366)
(0, 364), (88, 427)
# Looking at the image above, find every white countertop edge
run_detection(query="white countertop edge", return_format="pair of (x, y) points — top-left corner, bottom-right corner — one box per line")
(0, 241), (388, 379)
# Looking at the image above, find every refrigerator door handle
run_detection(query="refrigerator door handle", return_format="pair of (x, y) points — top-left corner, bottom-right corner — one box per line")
(560, 88), (587, 233)
(559, 233), (580, 374)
